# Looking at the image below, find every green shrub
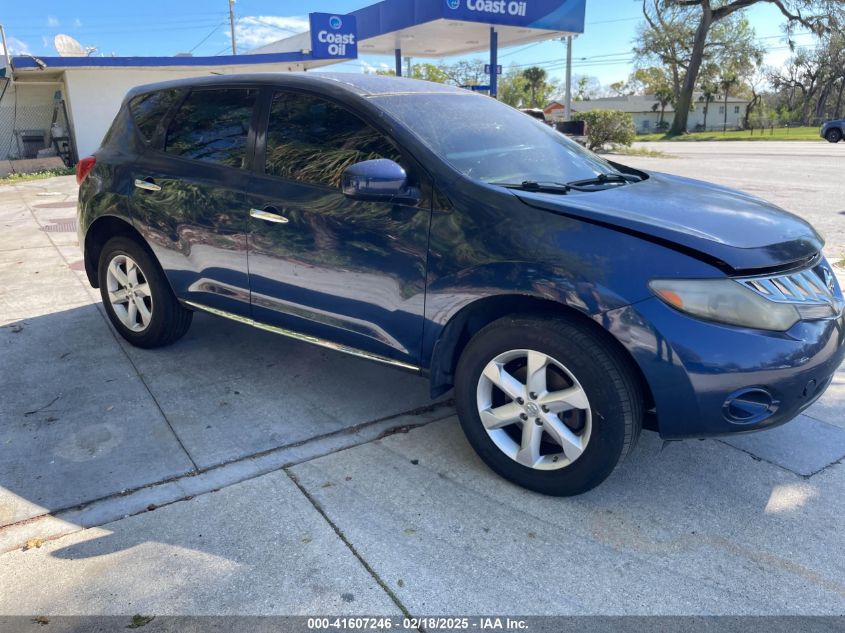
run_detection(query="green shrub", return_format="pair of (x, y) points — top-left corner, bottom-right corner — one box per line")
(573, 110), (636, 151)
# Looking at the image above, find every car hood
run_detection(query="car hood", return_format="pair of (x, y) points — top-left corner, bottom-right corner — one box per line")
(513, 171), (823, 272)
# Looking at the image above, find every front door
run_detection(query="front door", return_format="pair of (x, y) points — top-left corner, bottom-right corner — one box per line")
(245, 89), (432, 365)
(129, 86), (258, 316)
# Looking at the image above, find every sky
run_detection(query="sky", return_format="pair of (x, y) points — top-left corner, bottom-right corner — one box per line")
(1, 0), (822, 88)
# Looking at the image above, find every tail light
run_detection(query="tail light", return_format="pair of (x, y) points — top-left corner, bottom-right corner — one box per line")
(76, 156), (96, 185)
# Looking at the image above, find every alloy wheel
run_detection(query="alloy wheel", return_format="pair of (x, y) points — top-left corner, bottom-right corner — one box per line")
(106, 254), (154, 332)
(476, 349), (592, 470)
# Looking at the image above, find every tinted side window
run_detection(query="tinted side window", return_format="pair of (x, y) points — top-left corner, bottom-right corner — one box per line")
(165, 88), (257, 169)
(128, 90), (183, 142)
(265, 92), (402, 187)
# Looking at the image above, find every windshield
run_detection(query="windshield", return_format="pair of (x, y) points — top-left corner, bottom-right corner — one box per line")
(372, 93), (620, 185)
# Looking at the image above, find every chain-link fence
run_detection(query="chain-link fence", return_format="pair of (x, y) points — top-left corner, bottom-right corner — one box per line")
(0, 101), (73, 165)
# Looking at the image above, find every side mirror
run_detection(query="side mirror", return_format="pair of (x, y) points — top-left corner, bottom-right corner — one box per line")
(341, 159), (420, 204)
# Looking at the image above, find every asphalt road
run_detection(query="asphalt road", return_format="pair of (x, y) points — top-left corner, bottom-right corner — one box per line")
(1, 142), (844, 620)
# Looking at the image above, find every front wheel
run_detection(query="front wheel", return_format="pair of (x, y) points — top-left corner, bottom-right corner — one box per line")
(98, 236), (192, 348)
(454, 315), (642, 496)
(826, 128), (843, 143)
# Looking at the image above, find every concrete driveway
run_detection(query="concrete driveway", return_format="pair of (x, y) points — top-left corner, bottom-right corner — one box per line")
(0, 141), (844, 618)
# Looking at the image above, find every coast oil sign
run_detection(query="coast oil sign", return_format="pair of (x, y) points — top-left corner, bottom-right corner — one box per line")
(310, 13), (358, 59)
(441, 0), (586, 32)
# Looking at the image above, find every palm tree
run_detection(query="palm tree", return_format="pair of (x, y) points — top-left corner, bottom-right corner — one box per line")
(720, 73), (738, 132)
(699, 81), (718, 131)
(653, 86), (674, 127)
(522, 67), (547, 108)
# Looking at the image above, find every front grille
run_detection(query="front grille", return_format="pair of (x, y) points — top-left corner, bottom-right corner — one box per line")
(738, 266), (836, 306)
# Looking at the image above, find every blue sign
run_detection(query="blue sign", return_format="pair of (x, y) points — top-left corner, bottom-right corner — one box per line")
(484, 64), (502, 75)
(441, 0), (585, 32)
(310, 12), (358, 59)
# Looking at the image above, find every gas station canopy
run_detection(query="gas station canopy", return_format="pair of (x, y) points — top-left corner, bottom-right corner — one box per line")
(252, 0), (586, 59)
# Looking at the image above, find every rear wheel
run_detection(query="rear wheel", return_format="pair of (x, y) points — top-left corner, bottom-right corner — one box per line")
(454, 314), (642, 496)
(97, 236), (192, 348)
(826, 128), (842, 143)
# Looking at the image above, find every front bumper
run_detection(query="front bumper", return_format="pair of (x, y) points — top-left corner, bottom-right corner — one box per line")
(605, 296), (845, 439)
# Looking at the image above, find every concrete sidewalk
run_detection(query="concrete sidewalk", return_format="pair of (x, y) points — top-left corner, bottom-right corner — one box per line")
(1, 140), (844, 616)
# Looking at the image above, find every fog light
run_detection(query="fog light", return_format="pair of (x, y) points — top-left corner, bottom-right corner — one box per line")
(722, 388), (779, 425)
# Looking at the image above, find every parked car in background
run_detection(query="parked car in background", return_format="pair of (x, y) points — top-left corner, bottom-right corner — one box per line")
(553, 120), (588, 146)
(519, 108), (548, 123)
(77, 74), (844, 496)
(821, 119), (844, 143)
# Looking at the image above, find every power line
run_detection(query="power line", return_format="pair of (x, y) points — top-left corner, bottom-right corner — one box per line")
(11, 20), (226, 36)
(586, 15), (643, 25)
(241, 16), (303, 34)
(189, 22), (227, 54)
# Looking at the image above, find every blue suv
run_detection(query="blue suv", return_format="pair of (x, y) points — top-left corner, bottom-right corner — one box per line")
(77, 74), (845, 495)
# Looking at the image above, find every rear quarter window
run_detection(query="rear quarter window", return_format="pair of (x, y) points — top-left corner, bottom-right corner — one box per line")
(128, 89), (184, 142)
(164, 88), (257, 169)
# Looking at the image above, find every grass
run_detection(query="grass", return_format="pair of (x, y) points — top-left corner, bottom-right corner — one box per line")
(0, 167), (74, 185)
(606, 145), (675, 158)
(637, 126), (822, 142)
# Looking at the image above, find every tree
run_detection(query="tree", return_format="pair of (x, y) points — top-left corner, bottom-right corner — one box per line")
(653, 85), (675, 125)
(522, 66), (548, 108)
(652, 0), (841, 136)
(497, 66), (530, 107)
(698, 76), (719, 130)
(770, 30), (845, 123)
(368, 59), (568, 109)
(410, 63), (451, 83)
(719, 72), (738, 131)
(629, 66), (673, 96)
(742, 69), (766, 128)
(574, 75), (601, 101)
(573, 110), (636, 150)
(634, 2), (765, 135)
(608, 80), (633, 96)
(442, 60), (488, 86)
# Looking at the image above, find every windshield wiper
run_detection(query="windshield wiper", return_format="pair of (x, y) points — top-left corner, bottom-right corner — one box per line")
(565, 173), (640, 190)
(494, 180), (571, 194)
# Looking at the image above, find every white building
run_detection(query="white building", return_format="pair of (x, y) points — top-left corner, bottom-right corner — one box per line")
(571, 93), (749, 133)
(1, 52), (323, 163)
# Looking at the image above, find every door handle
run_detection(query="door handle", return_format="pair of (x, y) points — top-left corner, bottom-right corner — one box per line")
(250, 208), (289, 224)
(134, 178), (161, 192)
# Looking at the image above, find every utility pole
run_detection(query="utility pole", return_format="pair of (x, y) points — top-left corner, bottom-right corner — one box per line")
(564, 35), (573, 121)
(0, 24), (11, 69)
(228, 0), (237, 55)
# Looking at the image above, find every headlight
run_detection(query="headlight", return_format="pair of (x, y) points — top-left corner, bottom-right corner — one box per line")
(649, 278), (800, 331)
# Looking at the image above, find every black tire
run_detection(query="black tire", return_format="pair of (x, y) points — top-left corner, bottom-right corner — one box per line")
(97, 236), (192, 348)
(826, 128), (842, 143)
(455, 314), (642, 496)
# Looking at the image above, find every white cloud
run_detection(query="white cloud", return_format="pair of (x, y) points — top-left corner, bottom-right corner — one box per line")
(359, 60), (380, 73)
(235, 15), (309, 50)
(1, 36), (31, 56)
(42, 35), (51, 48)
(47, 15), (60, 27)
(74, 17), (83, 28)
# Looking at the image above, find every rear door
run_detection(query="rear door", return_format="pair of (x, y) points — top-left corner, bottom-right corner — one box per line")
(244, 89), (432, 365)
(128, 86), (259, 317)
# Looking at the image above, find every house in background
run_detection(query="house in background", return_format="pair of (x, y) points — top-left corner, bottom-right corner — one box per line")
(570, 92), (749, 133)
(543, 100), (568, 122)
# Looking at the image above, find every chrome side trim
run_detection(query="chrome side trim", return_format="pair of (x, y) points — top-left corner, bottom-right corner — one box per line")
(134, 179), (161, 192)
(184, 300), (422, 373)
(249, 208), (289, 224)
